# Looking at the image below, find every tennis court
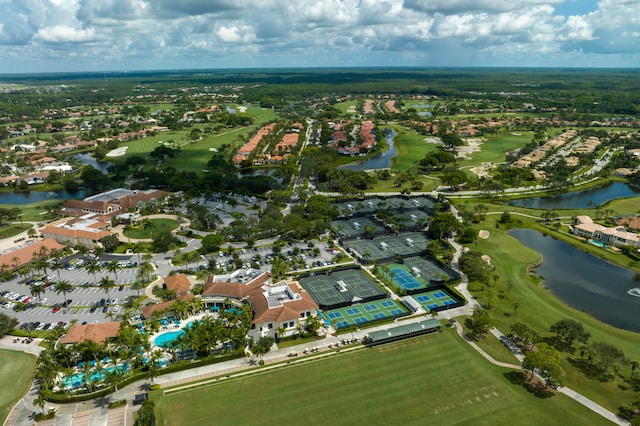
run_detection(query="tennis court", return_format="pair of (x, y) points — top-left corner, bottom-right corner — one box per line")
(403, 256), (459, 284)
(331, 217), (386, 239)
(412, 289), (458, 312)
(346, 232), (430, 262)
(324, 298), (409, 329)
(299, 269), (386, 309)
(377, 264), (431, 293)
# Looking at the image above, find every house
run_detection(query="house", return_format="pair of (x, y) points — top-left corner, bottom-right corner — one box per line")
(573, 215), (640, 248)
(201, 272), (319, 339)
(60, 322), (121, 346)
(164, 274), (192, 297)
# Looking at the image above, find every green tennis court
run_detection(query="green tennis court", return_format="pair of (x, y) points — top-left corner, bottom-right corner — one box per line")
(403, 256), (458, 283)
(324, 298), (409, 329)
(299, 269), (386, 309)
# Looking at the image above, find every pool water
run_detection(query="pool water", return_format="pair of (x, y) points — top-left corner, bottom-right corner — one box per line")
(62, 364), (127, 388)
(155, 330), (185, 347)
(590, 240), (607, 248)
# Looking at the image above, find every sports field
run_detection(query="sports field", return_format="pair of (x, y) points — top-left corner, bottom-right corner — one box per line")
(323, 298), (408, 329)
(412, 289), (459, 312)
(345, 232), (429, 262)
(153, 329), (609, 426)
(403, 256), (459, 283)
(299, 269), (385, 309)
(0, 349), (37, 424)
(331, 218), (386, 239)
(379, 264), (431, 291)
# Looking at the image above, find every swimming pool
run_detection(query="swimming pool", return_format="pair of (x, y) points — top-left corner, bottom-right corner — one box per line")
(153, 320), (199, 347)
(154, 330), (185, 347)
(61, 364), (127, 388)
(590, 240), (608, 248)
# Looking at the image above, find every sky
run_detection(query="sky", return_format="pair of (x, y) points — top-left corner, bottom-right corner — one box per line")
(0, 0), (638, 74)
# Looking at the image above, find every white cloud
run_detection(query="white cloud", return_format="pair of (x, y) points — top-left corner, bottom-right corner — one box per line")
(0, 0), (638, 72)
(34, 25), (96, 43)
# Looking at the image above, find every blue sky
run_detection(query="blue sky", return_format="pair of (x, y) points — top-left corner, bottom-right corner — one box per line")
(0, 0), (638, 74)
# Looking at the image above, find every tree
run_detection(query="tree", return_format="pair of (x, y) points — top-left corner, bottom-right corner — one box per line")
(427, 212), (461, 240)
(30, 284), (45, 304)
(53, 280), (73, 308)
(0, 312), (18, 337)
(99, 234), (120, 252)
(550, 319), (591, 352)
(253, 336), (275, 362)
(510, 322), (539, 350)
(99, 276), (115, 303)
(85, 259), (101, 285)
(590, 341), (626, 376)
(467, 308), (493, 339)
(107, 260), (120, 285)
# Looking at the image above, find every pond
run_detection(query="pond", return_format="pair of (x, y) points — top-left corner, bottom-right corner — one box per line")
(74, 153), (112, 174)
(339, 128), (398, 171)
(508, 181), (640, 210)
(0, 189), (89, 205)
(510, 228), (640, 332)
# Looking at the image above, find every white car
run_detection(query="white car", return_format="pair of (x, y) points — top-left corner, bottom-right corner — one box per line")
(113, 305), (120, 313)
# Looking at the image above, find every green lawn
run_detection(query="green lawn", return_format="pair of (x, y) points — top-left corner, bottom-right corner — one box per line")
(389, 125), (440, 171)
(124, 219), (179, 239)
(154, 330), (608, 426)
(464, 213), (640, 411)
(0, 349), (37, 424)
(459, 132), (533, 167)
(334, 100), (358, 113)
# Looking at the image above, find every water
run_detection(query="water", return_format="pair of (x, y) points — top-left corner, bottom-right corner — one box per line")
(510, 228), (640, 332)
(74, 153), (112, 174)
(0, 188), (88, 205)
(340, 128), (398, 171)
(508, 182), (640, 210)
(155, 329), (185, 347)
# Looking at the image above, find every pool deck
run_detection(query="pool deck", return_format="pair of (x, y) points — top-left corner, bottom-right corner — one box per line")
(149, 312), (218, 350)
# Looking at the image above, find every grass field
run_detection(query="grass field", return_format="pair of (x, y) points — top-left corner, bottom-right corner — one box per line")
(464, 213), (640, 411)
(154, 330), (609, 426)
(389, 124), (440, 171)
(334, 100), (359, 113)
(124, 218), (179, 239)
(459, 132), (533, 167)
(0, 349), (37, 425)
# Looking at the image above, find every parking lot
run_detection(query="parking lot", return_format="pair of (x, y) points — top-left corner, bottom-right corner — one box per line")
(0, 254), (142, 328)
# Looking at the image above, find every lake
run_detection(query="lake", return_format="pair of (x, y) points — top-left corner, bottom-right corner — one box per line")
(510, 228), (640, 332)
(339, 128), (398, 171)
(74, 153), (112, 174)
(508, 181), (640, 210)
(0, 189), (88, 205)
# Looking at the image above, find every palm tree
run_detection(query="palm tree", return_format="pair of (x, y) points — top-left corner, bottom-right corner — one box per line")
(107, 260), (120, 285)
(76, 244), (89, 261)
(51, 258), (63, 281)
(30, 284), (45, 304)
(99, 276), (115, 304)
(85, 259), (101, 285)
(139, 262), (154, 282)
(53, 280), (73, 307)
(34, 393), (47, 416)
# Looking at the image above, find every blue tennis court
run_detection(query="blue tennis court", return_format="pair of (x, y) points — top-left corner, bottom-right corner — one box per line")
(390, 267), (424, 290)
(411, 288), (459, 312)
(346, 308), (361, 315)
(381, 300), (395, 307)
(364, 305), (378, 311)
(327, 312), (343, 319)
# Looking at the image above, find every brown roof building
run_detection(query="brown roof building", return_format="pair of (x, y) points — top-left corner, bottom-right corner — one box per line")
(0, 239), (65, 271)
(61, 322), (121, 346)
(164, 274), (192, 296)
(202, 272), (319, 339)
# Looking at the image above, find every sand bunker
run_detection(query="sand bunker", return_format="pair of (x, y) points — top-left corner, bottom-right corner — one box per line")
(424, 136), (442, 144)
(455, 138), (483, 160)
(106, 147), (128, 157)
(479, 230), (490, 239)
(481, 255), (492, 265)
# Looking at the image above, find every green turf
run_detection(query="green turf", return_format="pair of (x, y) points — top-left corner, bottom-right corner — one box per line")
(334, 100), (358, 113)
(124, 218), (179, 239)
(459, 132), (533, 167)
(388, 125), (440, 171)
(154, 330), (609, 426)
(0, 349), (37, 424)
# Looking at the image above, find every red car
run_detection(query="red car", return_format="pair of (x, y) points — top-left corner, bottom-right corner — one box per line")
(51, 306), (61, 313)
